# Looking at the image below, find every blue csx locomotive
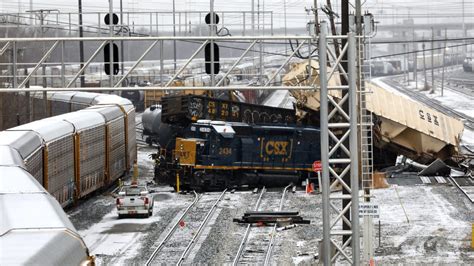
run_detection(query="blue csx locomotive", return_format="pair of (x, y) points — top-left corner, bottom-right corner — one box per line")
(153, 120), (321, 191)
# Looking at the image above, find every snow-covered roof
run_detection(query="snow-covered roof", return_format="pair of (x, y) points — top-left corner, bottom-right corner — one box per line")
(71, 91), (100, 105)
(81, 105), (124, 122)
(50, 91), (77, 102)
(52, 111), (105, 131)
(0, 146), (25, 167)
(0, 166), (43, 193)
(0, 193), (76, 235)
(1, 230), (89, 265)
(93, 94), (134, 113)
(12, 117), (74, 143)
(0, 130), (43, 159)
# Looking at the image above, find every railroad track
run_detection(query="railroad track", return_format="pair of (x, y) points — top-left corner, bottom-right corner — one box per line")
(263, 184), (292, 266)
(145, 190), (227, 265)
(232, 187), (267, 265)
(449, 176), (474, 203)
(232, 185), (292, 265)
(384, 78), (474, 129)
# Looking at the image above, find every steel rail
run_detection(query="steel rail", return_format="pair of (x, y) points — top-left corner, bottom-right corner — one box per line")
(232, 187), (266, 266)
(263, 184), (292, 266)
(449, 177), (474, 203)
(145, 191), (199, 266)
(176, 189), (228, 265)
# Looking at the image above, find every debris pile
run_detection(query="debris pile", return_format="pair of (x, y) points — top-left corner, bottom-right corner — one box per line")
(233, 211), (310, 225)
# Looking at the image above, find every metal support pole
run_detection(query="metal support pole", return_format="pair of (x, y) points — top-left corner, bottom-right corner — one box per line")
(160, 40), (164, 87)
(61, 40), (65, 87)
(319, 22), (331, 266)
(243, 12), (246, 36)
(210, 0), (215, 87)
(431, 27), (435, 93)
(12, 41), (17, 89)
(120, 0), (125, 86)
(422, 34), (427, 89)
(413, 30), (417, 89)
(160, 40), (164, 98)
(109, 0), (114, 89)
(441, 28), (447, 97)
(341, 1), (351, 245)
(78, 0), (85, 87)
(348, 32), (360, 265)
(173, 0), (177, 72)
(259, 0), (264, 85)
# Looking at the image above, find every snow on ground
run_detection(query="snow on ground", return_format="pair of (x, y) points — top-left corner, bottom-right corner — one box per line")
(372, 184), (473, 264)
(78, 192), (194, 265)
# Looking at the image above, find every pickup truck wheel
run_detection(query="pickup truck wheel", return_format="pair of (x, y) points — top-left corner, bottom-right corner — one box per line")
(118, 214), (123, 219)
(149, 209), (153, 216)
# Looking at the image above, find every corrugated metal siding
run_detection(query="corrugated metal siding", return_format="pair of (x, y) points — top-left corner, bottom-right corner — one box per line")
(46, 136), (75, 207)
(24, 147), (44, 185)
(108, 117), (126, 182)
(79, 126), (106, 197)
(127, 109), (137, 166)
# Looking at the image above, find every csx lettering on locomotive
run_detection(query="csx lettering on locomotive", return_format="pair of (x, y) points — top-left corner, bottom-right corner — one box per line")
(264, 140), (290, 155)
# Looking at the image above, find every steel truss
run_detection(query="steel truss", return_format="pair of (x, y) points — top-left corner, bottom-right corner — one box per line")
(0, 35), (315, 91)
(319, 21), (360, 265)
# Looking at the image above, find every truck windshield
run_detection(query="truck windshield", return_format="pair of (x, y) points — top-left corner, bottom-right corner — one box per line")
(122, 186), (146, 196)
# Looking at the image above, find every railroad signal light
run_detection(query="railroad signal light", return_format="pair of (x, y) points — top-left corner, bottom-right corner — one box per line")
(204, 12), (220, 75)
(103, 12), (120, 76)
(204, 12), (220, 25)
(104, 43), (119, 75)
(205, 42), (220, 75)
(104, 13), (119, 25)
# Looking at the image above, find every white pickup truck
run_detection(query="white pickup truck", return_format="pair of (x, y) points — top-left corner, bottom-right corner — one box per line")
(116, 184), (154, 218)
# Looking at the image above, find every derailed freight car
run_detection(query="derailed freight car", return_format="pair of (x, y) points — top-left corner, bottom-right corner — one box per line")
(153, 120), (321, 191)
